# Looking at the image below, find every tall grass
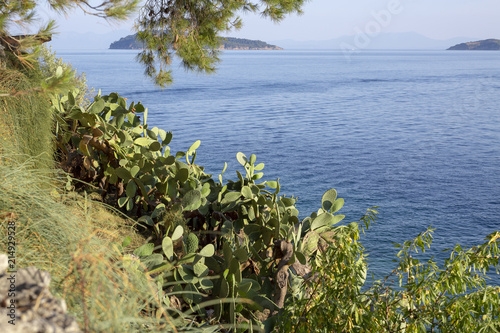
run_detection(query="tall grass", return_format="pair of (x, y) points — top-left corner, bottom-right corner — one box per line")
(0, 68), (54, 171)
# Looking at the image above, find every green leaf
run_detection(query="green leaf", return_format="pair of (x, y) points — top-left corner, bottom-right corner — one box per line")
(303, 232), (320, 258)
(126, 180), (137, 198)
(122, 236), (132, 248)
(311, 213), (344, 231)
(249, 154), (257, 165)
(229, 258), (242, 283)
(130, 165), (140, 178)
(118, 97), (127, 109)
(241, 186), (253, 199)
(200, 278), (214, 290)
(236, 152), (247, 166)
(141, 253), (163, 270)
(331, 198), (345, 213)
(163, 132), (173, 145)
(179, 267), (196, 284)
(78, 140), (91, 157)
(133, 243), (154, 257)
(138, 215), (154, 226)
(295, 251), (307, 265)
(220, 278), (229, 298)
(117, 197), (128, 208)
(134, 103), (145, 113)
(165, 155), (175, 165)
(55, 66), (63, 77)
(201, 182), (211, 197)
(188, 140), (201, 154)
(280, 197), (295, 207)
(158, 129), (167, 141)
(237, 281), (253, 295)
(221, 191), (241, 204)
(171, 225), (184, 241)
(234, 247), (248, 262)
(151, 203), (166, 218)
(177, 168), (189, 183)
(146, 128), (157, 140)
(177, 253), (197, 265)
(134, 137), (150, 147)
(162, 237), (174, 261)
(321, 189), (338, 212)
(199, 244), (215, 257)
(252, 173), (263, 180)
(182, 190), (202, 211)
(134, 178), (149, 198)
(89, 98), (105, 114)
(193, 262), (209, 277)
(149, 141), (162, 151)
(67, 91), (76, 106)
(236, 170), (244, 183)
(115, 167), (132, 181)
(254, 163), (265, 171)
(118, 131), (134, 146)
(266, 181), (277, 189)
(125, 196), (134, 211)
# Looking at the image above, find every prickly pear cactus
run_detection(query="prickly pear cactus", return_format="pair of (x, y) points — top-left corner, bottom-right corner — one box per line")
(53, 89), (378, 331)
(184, 233), (199, 254)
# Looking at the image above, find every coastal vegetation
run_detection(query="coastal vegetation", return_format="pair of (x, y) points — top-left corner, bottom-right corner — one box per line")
(2, 0), (500, 332)
(110, 35), (282, 50)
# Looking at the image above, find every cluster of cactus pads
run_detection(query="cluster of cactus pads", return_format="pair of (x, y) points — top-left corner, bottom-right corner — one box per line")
(52, 91), (373, 330)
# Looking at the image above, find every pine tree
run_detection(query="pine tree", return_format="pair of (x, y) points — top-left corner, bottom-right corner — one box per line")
(135, 0), (308, 86)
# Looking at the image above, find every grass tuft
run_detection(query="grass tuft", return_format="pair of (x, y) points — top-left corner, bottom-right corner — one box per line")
(0, 155), (201, 332)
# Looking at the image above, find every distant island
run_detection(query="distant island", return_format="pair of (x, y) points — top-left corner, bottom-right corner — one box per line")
(109, 35), (282, 50)
(447, 39), (500, 50)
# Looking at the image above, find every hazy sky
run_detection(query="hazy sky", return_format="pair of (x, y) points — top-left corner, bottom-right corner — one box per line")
(43, 0), (499, 41)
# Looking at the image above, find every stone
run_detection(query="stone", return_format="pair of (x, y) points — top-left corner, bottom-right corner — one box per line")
(0, 254), (81, 333)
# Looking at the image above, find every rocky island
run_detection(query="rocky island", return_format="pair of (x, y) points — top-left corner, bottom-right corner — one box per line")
(447, 39), (500, 50)
(109, 35), (282, 50)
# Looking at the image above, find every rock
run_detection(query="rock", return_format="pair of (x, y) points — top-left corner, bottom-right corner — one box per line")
(0, 254), (81, 333)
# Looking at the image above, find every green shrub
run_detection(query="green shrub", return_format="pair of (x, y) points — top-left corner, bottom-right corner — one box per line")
(278, 225), (500, 332)
(39, 45), (94, 107)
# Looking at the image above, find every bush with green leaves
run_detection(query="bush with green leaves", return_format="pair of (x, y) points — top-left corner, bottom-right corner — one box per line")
(278, 225), (500, 333)
(39, 45), (94, 107)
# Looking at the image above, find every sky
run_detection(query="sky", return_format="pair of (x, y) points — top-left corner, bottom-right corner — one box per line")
(39, 0), (500, 41)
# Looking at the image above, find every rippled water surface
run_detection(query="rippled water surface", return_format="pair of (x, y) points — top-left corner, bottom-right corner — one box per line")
(60, 49), (500, 279)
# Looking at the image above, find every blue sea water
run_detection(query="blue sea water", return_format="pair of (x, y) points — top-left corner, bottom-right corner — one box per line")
(59, 49), (500, 280)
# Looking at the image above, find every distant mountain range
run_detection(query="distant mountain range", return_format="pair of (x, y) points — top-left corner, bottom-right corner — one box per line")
(447, 39), (500, 50)
(48, 30), (131, 51)
(109, 35), (282, 50)
(271, 32), (476, 50)
(48, 30), (478, 51)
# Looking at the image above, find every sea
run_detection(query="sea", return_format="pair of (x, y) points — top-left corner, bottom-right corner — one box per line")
(58, 49), (500, 281)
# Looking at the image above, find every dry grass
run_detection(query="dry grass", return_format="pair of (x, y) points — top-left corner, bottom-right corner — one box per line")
(0, 156), (212, 332)
(0, 68), (54, 170)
